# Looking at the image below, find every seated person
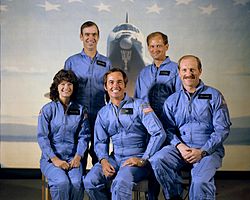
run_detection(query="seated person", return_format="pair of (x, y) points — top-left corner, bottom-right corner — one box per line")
(37, 69), (90, 200)
(149, 55), (231, 200)
(83, 68), (166, 200)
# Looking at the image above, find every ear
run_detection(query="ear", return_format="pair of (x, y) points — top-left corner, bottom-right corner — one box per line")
(80, 33), (83, 41)
(165, 44), (169, 51)
(104, 84), (108, 91)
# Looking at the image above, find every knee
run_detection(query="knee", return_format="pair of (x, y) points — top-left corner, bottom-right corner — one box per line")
(83, 173), (94, 189)
(112, 177), (133, 193)
(150, 152), (169, 170)
(50, 177), (70, 191)
(83, 171), (103, 190)
(71, 177), (82, 190)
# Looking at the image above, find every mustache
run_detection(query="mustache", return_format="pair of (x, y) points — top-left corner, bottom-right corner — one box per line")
(184, 75), (195, 79)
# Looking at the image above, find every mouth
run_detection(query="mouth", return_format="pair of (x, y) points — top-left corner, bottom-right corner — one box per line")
(111, 88), (121, 93)
(87, 40), (96, 45)
(184, 75), (195, 79)
(112, 89), (120, 93)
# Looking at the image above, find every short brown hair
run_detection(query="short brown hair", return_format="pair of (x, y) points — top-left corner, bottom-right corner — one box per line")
(178, 55), (202, 70)
(146, 32), (168, 46)
(103, 68), (128, 87)
(80, 21), (99, 36)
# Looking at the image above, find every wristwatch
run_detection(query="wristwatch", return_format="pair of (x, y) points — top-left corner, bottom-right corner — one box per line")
(139, 159), (147, 167)
(201, 150), (208, 158)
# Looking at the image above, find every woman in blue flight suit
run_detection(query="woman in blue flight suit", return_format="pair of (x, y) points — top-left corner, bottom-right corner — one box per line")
(37, 69), (90, 200)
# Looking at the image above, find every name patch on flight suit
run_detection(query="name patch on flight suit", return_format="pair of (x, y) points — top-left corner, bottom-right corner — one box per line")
(198, 94), (212, 100)
(159, 70), (170, 76)
(67, 109), (80, 115)
(120, 108), (133, 114)
(96, 60), (106, 67)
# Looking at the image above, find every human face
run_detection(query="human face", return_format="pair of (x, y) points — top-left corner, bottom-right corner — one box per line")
(179, 57), (202, 92)
(105, 72), (126, 103)
(80, 25), (99, 51)
(148, 35), (169, 63)
(58, 80), (73, 101)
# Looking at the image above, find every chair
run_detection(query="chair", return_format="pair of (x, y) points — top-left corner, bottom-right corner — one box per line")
(180, 166), (192, 200)
(133, 179), (149, 200)
(41, 174), (52, 200)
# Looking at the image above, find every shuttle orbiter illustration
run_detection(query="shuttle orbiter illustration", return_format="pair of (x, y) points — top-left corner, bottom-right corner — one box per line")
(107, 13), (151, 95)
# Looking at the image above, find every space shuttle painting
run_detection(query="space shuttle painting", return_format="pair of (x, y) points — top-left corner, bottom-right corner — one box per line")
(107, 14), (151, 95)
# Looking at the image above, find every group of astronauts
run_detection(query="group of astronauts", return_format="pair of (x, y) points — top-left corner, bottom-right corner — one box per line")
(37, 21), (232, 200)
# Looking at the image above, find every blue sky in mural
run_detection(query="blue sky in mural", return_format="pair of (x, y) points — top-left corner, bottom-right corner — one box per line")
(0, 0), (250, 126)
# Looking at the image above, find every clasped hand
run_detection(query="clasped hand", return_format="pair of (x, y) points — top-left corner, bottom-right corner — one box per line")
(51, 154), (81, 170)
(177, 143), (203, 164)
(100, 157), (144, 178)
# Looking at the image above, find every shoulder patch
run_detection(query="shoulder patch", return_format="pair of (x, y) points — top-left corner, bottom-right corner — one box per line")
(141, 103), (153, 114)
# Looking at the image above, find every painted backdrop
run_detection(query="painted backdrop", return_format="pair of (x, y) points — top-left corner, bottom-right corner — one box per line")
(1, 0), (250, 170)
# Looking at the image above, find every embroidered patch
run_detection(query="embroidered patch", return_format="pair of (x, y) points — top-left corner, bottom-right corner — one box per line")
(67, 109), (80, 115)
(159, 70), (170, 76)
(141, 103), (153, 114)
(96, 60), (106, 67)
(120, 108), (133, 114)
(198, 94), (212, 100)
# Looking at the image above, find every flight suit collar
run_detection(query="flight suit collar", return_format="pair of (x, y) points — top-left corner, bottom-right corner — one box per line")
(109, 93), (132, 109)
(80, 49), (100, 60)
(181, 80), (205, 99)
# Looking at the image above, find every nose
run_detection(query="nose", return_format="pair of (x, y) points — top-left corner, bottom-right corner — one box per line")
(64, 84), (71, 90)
(113, 81), (119, 87)
(151, 46), (159, 52)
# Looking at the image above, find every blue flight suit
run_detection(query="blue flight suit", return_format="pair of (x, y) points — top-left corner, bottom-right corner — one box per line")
(64, 50), (112, 166)
(149, 81), (231, 200)
(83, 95), (166, 200)
(37, 101), (90, 200)
(134, 56), (181, 124)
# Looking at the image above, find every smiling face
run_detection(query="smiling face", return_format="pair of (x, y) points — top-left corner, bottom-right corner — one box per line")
(179, 56), (202, 93)
(58, 80), (73, 102)
(148, 35), (169, 65)
(105, 71), (126, 104)
(80, 25), (99, 52)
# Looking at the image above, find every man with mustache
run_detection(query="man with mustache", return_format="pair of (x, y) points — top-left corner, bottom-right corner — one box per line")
(83, 68), (166, 200)
(64, 21), (112, 170)
(149, 55), (231, 200)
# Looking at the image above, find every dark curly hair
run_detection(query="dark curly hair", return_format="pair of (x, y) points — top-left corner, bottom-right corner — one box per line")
(49, 69), (79, 101)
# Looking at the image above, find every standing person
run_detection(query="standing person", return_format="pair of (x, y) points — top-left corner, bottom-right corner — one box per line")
(149, 55), (231, 200)
(37, 69), (90, 200)
(64, 21), (112, 168)
(83, 68), (166, 200)
(135, 32), (181, 125)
